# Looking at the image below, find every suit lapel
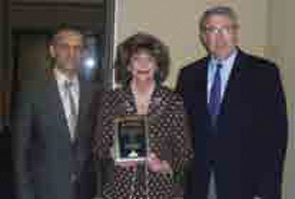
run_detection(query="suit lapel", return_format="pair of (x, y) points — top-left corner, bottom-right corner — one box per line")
(219, 50), (245, 116)
(46, 76), (70, 139)
(75, 77), (91, 140)
(196, 57), (209, 116)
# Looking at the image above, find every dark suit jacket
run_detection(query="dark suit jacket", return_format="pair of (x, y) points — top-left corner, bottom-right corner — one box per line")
(176, 49), (288, 199)
(13, 73), (96, 199)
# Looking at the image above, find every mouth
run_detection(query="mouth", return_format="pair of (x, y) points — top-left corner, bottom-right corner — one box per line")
(214, 42), (228, 47)
(137, 70), (150, 74)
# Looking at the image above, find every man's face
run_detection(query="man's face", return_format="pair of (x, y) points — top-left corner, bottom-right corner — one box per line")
(202, 14), (238, 59)
(50, 30), (84, 73)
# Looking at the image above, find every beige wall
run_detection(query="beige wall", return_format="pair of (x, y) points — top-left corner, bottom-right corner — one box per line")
(114, 1), (294, 198)
(115, 0), (205, 87)
(270, 0), (295, 199)
(114, 0), (270, 88)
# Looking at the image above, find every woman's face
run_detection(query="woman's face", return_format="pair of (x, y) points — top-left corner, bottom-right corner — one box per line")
(129, 50), (158, 82)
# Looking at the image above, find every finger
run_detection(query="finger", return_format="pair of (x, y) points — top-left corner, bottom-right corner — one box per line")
(149, 153), (156, 159)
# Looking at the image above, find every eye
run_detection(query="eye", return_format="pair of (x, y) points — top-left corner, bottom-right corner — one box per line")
(57, 44), (70, 50)
(56, 44), (83, 52)
(205, 26), (217, 34)
(205, 26), (232, 34)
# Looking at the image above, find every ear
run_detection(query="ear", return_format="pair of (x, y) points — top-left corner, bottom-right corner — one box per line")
(233, 24), (240, 31)
(49, 45), (56, 58)
(199, 33), (207, 49)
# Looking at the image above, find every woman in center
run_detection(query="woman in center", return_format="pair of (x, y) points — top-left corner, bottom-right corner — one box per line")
(94, 32), (192, 199)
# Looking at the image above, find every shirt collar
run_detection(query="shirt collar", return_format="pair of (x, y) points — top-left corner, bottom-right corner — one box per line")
(54, 68), (79, 90)
(210, 48), (238, 69)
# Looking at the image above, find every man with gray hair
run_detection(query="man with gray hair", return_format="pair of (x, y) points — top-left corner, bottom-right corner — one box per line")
(177, 6), (288, 199)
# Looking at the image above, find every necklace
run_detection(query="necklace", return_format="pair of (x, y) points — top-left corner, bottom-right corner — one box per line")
(131, 82), (155, 115)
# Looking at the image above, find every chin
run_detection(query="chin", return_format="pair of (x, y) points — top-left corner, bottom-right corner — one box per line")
(65, 65), (78, 71)
(213, 51), (230, 59)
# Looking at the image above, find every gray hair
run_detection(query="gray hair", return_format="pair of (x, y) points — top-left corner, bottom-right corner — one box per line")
(199, 6), (239, 32)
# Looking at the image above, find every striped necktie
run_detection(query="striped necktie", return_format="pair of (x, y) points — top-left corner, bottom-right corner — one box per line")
(64, 80), (78, 140)
(208, 62), (222, 126)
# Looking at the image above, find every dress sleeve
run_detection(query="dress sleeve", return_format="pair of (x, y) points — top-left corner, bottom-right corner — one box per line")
(167, 94), (193, 198)
(172, 102), (193, 171)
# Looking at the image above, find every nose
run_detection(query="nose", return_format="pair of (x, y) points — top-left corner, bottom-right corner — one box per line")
(216, 32), (224, 40)
(69, 46), (75, 57)
(214, 32), (227, 44)
(140, 58), (149, 67)
(139, 56), (153, 68)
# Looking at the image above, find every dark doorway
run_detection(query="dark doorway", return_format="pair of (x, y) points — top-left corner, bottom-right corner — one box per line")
(5, 0), (115, 123)
(0, 0), (115, 198)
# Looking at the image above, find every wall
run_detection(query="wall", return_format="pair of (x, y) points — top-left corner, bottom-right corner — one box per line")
(269, 0), (295, 198)
(114, 0), (269, 88)
(115, 0), (204, 87)
(17, 35), (47, 86)
(10, 2), (104, 32)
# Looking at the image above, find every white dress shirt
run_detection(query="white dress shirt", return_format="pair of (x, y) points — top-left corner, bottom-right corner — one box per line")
(206, 49), (237, 199)
(54, 68), (80, 139)
(207, 49), (237, 103)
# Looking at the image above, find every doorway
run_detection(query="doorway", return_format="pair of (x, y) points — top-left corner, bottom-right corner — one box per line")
(0, 1), (115, 198)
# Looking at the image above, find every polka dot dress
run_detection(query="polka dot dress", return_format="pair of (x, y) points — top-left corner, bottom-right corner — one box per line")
(94, 86), (192, 199)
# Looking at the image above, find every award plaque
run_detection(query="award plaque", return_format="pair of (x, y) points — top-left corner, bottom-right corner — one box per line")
(114, 115), (148, 162)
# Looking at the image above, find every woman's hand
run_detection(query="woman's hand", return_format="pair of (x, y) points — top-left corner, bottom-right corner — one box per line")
(147, 153), (172, 174)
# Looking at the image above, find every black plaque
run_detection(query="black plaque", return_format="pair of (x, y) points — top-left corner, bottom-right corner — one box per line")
(114, 115), (148, 162)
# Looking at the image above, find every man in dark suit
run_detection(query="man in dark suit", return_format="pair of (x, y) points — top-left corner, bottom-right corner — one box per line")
(176, 6), (288, 199)
(14, 27), (96, 199)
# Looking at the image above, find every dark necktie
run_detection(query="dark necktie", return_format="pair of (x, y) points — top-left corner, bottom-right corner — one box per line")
(64, 80), (78, 140)
(208, 62), (222, 126)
